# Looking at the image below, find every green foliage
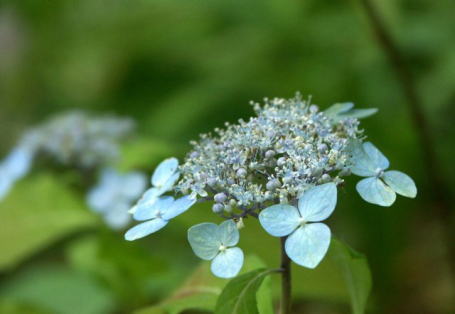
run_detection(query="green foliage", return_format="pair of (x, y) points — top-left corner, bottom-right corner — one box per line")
(0, 174), (96, 271)
(329, 238), (372, 314)
(214, 268), (276, 314)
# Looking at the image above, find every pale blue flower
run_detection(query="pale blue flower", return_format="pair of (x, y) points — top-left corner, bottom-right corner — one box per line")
(188, 220), (244, 278)
(125, 194), (196, 241)
(350, 142), (417, 206)
(259, 183), (337, 268)
(87, 168), (147, 229)
(129, 157), (180, 214)
(0, 146), (35, 200)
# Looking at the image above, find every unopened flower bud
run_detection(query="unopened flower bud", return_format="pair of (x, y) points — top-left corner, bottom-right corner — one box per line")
(265, 150), (276, 159)
(277, 157), (286, 166)
(318, 143), (328, 153)
(212, 203), (224, 214)
(309, 105), (319, 113)
(214, 192), (227, 203)
(321, 173), (331, 182)
(236, 168), (247, 178)
(207, 177), (217, 186)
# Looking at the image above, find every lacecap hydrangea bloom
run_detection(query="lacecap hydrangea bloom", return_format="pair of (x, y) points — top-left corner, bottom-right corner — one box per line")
(125, 94), (417, 278)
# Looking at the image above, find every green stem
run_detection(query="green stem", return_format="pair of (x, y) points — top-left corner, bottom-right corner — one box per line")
(279, 237), (292, 314)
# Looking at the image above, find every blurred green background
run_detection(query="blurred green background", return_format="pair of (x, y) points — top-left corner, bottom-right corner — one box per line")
(0, 0), (454, 313)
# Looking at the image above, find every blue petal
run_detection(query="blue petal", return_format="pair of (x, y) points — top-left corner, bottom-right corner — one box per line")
(187, 223), (221, 260)
(210, 247), (244, 278)
(298, 183), (337, 222)
(349, 142), (377, 177)
(152, 157), (179, 187)
(162, 195), (196, 220)
(382, 170), (417, 198)
(133, 196), (174, 221)
(363, 142), (389, 171)
(285, 223), (331, 269)
(155, 171), (180, 195)
(217, 220), (239, 247)
(259, 204), (300, 237)
(138, 187), (161, 205)
(124, 218), (168, 241)
(356, 177), (396, 207)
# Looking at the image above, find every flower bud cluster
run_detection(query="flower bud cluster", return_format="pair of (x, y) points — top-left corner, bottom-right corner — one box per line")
(176, 95), (362, 209)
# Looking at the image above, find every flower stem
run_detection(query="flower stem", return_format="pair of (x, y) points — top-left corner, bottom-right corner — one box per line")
(279, 237), (292, 314)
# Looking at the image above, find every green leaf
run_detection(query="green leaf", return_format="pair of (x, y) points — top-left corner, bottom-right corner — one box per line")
(214, 268), (276, 314)
(0, 174), (97, 271)
(328, 238), (372, 314)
